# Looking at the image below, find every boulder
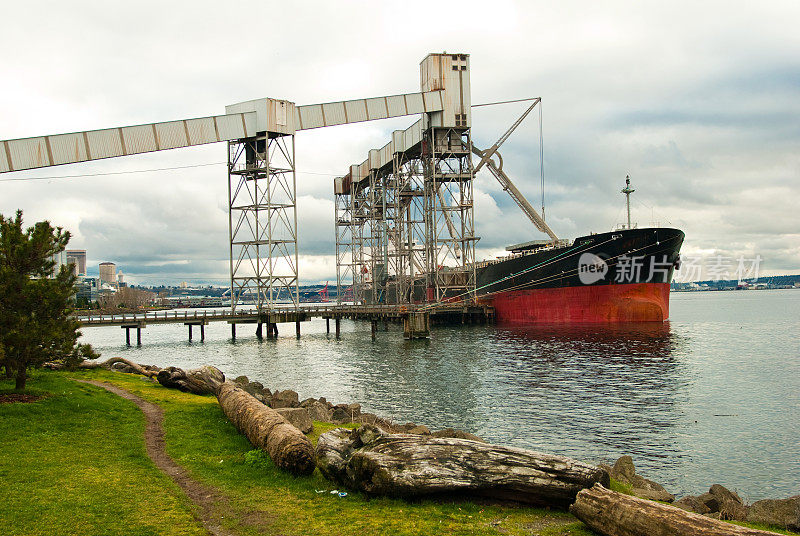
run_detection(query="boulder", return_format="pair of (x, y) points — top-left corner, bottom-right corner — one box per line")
(271, 389), (299, 409)
(331, 404), (356, 423)
(698, 492), (720, 512)
(347, 403), (361, 418)
(307, 402), (333, 422)
(241, 381), (264, 397)
(408, 425), (431, 435)
(299, 397), (317, 408)
(747, 496), (800, 531)
(608, 456), (674, 503)
(233, 375), (249, 385)
(612, 456), (637, 482)
(431, 428), (485, 443)
(275, 408), (314, 434)
(673, 495), (711, 515)
(709, 484), (743, 506)
(355, 412), (380, 425)
(718, 498), (748, 521)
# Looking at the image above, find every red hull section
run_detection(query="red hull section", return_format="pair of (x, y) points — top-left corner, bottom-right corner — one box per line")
(484, 283), (671, 324)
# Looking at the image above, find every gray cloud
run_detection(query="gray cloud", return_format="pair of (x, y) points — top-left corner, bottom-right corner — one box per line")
(1, 0), (798, 284)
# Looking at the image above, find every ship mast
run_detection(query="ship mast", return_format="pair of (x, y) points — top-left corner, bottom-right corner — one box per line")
(621, 175), (635, 229)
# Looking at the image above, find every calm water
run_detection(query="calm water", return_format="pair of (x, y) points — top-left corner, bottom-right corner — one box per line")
(79, 290), (800, 501)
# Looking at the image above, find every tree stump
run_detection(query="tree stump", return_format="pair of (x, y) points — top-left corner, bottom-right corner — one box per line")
(316, 425), (608, 507)
(570, 484), (783, 536)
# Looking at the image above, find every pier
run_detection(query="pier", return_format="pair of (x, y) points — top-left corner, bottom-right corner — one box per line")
(78, 304), (494, 346)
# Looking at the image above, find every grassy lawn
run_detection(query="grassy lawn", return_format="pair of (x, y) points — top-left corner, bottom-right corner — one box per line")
(4, 369), (796, 536)
(1, 369), (590, 536)
(0, 370), (205, 536)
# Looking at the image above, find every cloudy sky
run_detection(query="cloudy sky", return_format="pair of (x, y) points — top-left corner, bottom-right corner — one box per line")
(1, 1), (798, 285)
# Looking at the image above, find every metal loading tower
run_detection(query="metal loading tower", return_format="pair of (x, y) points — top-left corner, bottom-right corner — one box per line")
(335, 53), (477, 305)
(227, 131), (299, 310)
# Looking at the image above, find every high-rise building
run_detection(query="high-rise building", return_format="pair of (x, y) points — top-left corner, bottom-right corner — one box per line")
(99, 262), (116, 286)
(66, 250), (87, 276)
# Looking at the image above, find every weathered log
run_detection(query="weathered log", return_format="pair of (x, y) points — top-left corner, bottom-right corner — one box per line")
(46, 357), (159, 377)
(570, 484), (783, 536)
(216, 382), (315, 475)
(316, 425), (608, 507)
(156, 365), (224, 395)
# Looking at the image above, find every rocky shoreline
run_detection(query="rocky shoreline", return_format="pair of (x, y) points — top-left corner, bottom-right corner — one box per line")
(226, 373), (799, 533)
(97, 358), (798, 533)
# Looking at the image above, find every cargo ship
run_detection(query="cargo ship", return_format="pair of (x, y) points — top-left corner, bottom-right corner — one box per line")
(474, 226), (684, 323)
(473, 175), (684, 323)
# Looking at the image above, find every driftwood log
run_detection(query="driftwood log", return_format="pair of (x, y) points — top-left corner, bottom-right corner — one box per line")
(46, 357), (160, 377)
(156, 366), (224, 395)
(216, 382), (315, 475)
(570, 484), (783, 536)
(316, 425), (608, 507)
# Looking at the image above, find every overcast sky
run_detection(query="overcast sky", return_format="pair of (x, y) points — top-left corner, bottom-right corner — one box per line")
(1, 1), (798, 285)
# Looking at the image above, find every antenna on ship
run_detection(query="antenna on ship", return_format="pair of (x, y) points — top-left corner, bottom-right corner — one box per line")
(622, 175), (635, 229)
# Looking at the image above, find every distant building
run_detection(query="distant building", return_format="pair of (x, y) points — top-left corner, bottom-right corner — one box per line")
(117, 270), (124, 286)
(75, 277), (99, 303)
(66, 250), (87, 276)
(49, 250), (67, 278)
(99, 262), (117, 286)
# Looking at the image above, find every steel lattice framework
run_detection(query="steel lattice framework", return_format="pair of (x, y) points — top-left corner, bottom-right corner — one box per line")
(228, 133), (299, 311)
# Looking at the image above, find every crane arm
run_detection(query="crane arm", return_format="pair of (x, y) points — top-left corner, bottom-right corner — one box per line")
(472, 145), (559, 242)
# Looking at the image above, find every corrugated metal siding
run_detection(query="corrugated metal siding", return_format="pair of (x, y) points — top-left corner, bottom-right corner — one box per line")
(155, 120), (188, 150)
(86, 128), (124, 160)
(379, 141), (393, 168)
(185, 117), (217, 145)
(344, 100), (368, 123)
(0, 112), (255, 174)
(295, 91), (443, 131)
(122, 124), (157, 155)
(48, 132), (88, 166)
(365, 97), (387, 120)
(368, 149), (380, 170)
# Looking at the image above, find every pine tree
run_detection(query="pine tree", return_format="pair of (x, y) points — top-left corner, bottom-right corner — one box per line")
(0, 210), (85, 390)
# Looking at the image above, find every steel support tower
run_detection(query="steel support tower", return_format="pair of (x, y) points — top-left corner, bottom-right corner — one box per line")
(423, 127), (477, 302)
(228, 133), (299, 311)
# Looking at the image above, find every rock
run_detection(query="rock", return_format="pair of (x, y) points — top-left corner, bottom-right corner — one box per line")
(241, 381), (264, 397)
(355, 412), (379, 425)
(718, 498), (748, 521)
(598, 463), (613, 482)
(233, 375), (249, 385)
(698, 492), (720, 512)
(709, 484), (743, 506)
(431, 428), (485, 443)
(612, 456), (637, 482)
(673, 495), (711, 514)
(271, 389), (299, 409)
(747, 496), (800, 531)
(262, 387), (272, 398)
(275, 408), (313, 434)
(408, 425), (431, 435)
(252, 392), (265, 404)
(307, 402), (332, 422)
(299, 398), (316, 408)
(394, 422), (418, 433)
(331, 404), (354, 423)
(347, 403), (361, 418)
(609, 456), (674, 503)
(318, 396), (328, 406)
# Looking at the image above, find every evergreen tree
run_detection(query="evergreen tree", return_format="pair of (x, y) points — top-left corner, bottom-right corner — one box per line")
(0, 210), (87, 390)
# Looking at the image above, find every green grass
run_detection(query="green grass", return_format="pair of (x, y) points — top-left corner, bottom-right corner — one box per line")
(0, 370), (205, 536)
(3, 369), (797, 536)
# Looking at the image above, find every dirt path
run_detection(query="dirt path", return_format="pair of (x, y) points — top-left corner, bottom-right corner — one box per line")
(74, 379), (273, 536)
